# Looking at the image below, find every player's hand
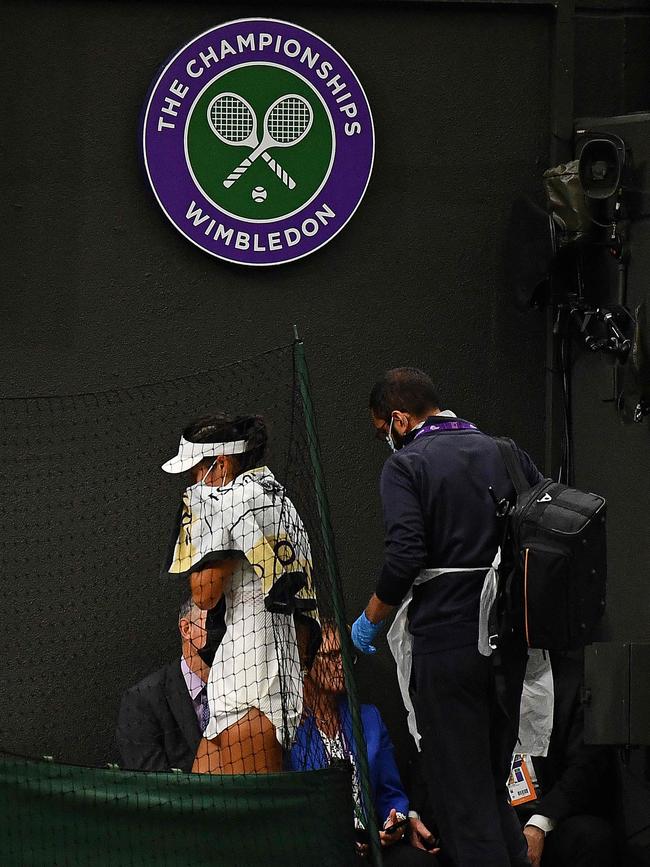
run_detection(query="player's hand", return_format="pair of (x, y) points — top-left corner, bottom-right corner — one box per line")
(380, 809), (406, 848)
(523, 825), (545, 867)
(351, 612), (382, 654)
(408, 816), (440, 855)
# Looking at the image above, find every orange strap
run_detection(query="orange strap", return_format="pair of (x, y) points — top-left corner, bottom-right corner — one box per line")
(524, 548), (530, 647)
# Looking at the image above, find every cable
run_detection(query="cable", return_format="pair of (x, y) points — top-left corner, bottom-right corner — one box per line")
(557, 309), (574, 486)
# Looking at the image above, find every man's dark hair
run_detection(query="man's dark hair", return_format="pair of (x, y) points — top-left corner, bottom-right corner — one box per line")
(369, 368), (441, 421)
(184, 413), (267, 472)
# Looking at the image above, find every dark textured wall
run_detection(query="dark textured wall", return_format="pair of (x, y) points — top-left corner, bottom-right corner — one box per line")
(1, 1), (551, 768)
(574, 0), (650, 118)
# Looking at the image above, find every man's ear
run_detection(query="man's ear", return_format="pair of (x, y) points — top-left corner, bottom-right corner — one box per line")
(392, 411), (410, 433)
(178, 618), (190, 640)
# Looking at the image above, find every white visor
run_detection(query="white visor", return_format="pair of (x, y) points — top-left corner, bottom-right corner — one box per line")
(161, 435), (249, 474)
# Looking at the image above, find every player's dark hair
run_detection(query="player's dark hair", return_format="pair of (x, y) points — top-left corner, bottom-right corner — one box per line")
(369, 368), (441, 421)
(184, 413), (268, 472)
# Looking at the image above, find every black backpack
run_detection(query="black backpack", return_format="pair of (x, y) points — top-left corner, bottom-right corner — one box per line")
(493, 438), (607, 651)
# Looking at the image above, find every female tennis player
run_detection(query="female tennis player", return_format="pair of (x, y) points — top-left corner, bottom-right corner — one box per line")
(163, 413), (319, 773)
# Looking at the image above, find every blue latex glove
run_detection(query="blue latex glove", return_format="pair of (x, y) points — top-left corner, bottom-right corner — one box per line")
(351, 611), (383, 654)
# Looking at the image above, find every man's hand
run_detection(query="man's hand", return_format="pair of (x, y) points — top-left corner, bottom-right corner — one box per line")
(351, 594), (396, 654)
(408, 816), (440, 855)
(351, 611), (383, 654)
(523, 825), (545, 867)
(379, 809), (407, 848)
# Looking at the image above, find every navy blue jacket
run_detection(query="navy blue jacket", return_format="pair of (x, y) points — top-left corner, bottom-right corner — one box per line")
(289, 699), (409, 823)
(376, 419), (542, 651)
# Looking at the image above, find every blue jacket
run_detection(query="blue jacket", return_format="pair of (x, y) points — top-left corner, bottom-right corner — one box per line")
(289, 699), (409, 824)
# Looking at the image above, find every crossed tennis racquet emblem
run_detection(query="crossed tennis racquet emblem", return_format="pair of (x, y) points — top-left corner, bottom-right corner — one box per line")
(207, 92), (314, 191)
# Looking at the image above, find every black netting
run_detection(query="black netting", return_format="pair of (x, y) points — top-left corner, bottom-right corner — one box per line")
(0, 341), (381, 866)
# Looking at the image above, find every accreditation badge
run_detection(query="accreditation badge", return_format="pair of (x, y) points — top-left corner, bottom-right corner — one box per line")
(508, 754), (538, 807)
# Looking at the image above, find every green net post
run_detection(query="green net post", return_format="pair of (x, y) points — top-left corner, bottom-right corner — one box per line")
(293, 333), (383, 867)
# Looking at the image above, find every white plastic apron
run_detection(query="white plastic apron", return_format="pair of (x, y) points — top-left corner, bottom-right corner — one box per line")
(387, 563), (493, 750)
(518, 647), (554, 757)
(386, 552), (553, 755)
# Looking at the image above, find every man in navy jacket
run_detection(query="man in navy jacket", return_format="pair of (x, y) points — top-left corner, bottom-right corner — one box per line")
(352, 367), (542, 867)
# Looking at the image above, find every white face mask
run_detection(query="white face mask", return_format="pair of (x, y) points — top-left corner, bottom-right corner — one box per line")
(386, 417), (398, 453)
(185, 458), (227, 499)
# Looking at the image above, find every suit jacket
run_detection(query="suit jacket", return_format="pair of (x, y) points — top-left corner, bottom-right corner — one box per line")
(289, 699), (409, 823)
(525, 651), (615, 824)
(115, 659), (202, 772)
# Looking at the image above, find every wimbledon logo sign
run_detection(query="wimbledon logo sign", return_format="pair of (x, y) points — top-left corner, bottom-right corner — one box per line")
(141, 19), (375, 266)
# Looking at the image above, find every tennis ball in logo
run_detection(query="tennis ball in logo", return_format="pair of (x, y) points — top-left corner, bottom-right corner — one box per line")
(252, 186), (267, 203)
(186, 64), (333, 222)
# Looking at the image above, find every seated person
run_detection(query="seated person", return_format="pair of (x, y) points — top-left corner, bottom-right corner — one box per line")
(115, 596), (224, 771)
(516, 650), (617, 867)
(162, 413), (319, 775)
(289, 623), (439, 864)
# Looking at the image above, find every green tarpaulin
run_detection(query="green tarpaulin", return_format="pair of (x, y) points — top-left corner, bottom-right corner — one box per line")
(0, 756), (358, 866)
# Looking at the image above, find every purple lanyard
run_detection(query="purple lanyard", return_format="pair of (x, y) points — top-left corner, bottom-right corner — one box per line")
(414, 420), (477, 439)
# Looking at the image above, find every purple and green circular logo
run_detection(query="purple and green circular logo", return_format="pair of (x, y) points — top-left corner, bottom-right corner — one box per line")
(142, 19), (374, 266)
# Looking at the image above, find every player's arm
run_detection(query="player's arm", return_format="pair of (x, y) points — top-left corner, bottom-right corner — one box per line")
(190, 559), (238, 610)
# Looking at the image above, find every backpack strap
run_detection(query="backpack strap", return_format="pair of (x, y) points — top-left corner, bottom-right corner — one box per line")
(494, 437), (530, 497)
